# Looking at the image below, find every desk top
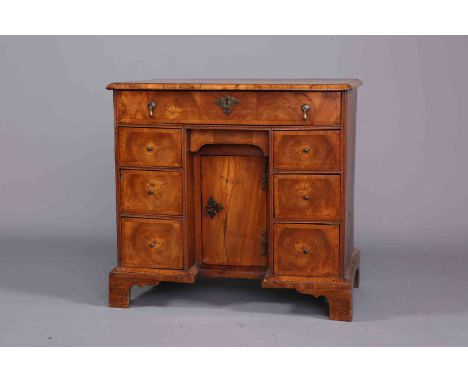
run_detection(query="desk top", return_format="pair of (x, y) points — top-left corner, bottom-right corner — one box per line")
(106, 79), (362, 91)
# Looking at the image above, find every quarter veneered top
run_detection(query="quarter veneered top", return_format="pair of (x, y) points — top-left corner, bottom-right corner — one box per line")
(106, 79), (362, 91)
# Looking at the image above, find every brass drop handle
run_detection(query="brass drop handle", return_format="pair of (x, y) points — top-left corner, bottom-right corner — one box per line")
(149, 241), (156, 248)
(148, 101), (156, 117)
(303, 195), (310, 200)
(303, 147), (310, 153)
(146, 145), (154, 152)
(303, 247), (310, 254)
(148, 189), (155, 195)
(301, 104), (311, 121)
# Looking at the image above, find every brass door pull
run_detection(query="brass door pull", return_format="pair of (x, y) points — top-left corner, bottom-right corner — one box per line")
(205, 196), (224, 219)
(301, 104), (311, 121)
(148, 101), (156, 117)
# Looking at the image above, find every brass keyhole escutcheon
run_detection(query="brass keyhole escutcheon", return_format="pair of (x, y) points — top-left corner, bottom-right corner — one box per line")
(216, 95), (240, 115)
(205, 196), (224, 219)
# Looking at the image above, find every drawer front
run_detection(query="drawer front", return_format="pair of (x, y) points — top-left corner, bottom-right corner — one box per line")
(274, 223), (339, 277)
(119, 127), (182, 167)
(273, 130), (341, 170)
(116, 91), (341, 126)
(120, 217), (183, 269)
(274, 174), (341, 221)
(120, 170), (183, 216)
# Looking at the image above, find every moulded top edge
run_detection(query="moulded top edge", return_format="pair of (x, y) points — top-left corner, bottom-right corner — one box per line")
(106, 79), (363, 91)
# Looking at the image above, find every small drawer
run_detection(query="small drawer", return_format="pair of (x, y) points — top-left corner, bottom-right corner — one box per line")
(273, 130), (341, 170)
(274, 223), (339, 277)
(274, 174), (340, 221)
(119, 127), (182, 168)
(120, 217), (183, 269)
(116, 91), (341, 126)
(120, 170), (183, 216)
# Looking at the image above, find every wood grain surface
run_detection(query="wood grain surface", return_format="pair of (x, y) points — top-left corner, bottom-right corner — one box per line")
(120, 169), (183, 216)
(274, 174), (341, 220)
(201, 155), (267, 267)
(119, 127), (182, 168)
(107, 79), (363, 91)
(120, 217), (184, 269)
(273, 130), (342, 170)
(273, 223), (340, 277)
(190, 129), (269, 155)
(116, 91), (341, 126)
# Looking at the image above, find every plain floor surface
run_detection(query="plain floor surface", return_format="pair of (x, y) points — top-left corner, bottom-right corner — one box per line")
(0, 237), (467, 346)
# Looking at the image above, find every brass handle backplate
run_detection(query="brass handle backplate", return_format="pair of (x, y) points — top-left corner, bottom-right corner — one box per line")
(148, 101), (156, 117)
(301, 104), (311, 121)
(216, 95), (240, 115)
(205, 196), (224, 219)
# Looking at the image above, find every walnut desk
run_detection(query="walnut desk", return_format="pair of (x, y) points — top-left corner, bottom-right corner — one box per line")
(106, 79), (362, 321)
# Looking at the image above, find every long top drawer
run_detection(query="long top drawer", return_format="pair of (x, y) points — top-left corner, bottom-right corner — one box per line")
(115, 91), (342, 126)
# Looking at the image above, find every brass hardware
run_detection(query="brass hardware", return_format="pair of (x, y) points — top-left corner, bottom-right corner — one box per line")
(261, 231), (268, 256)
(303, 147), (310, 153)
(303, 247), (310, 254)
(149, 241), (156, 248)
(261, 158), (268, 190)
(303, 195), (310, 200)
(148, 189), (155, 195)
(146, 145), (153, 152)
(148, 101), (156, 117)
(301, 104), (310, 121)
(216, 95), (240, 115)
(205, 196), (224, 219)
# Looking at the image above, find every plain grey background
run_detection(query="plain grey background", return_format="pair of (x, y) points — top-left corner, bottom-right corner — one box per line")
(1, 36), (467, 346)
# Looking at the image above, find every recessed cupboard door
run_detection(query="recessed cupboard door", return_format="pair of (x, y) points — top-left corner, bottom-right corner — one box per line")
(200, 155), (268, 267)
